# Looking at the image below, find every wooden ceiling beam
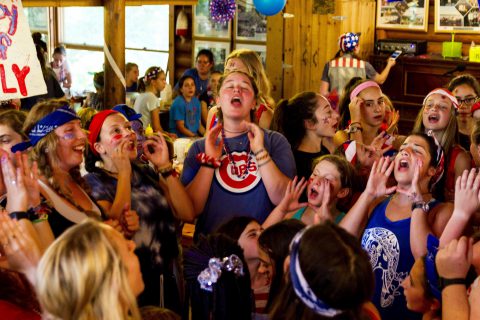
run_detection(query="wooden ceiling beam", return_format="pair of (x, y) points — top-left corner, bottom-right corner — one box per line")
(23, 0), (197, 7)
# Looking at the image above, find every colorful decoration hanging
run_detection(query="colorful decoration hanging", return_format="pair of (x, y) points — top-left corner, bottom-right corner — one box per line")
(210, 0), (236, 23)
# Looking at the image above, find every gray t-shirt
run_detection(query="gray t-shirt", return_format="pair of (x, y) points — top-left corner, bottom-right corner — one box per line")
(133, 91), (159, 128)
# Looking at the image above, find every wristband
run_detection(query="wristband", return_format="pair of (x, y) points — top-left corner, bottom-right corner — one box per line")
(258, 158), (272, 168)
(32, 214), (49, 224)
(438, 277), (466, 291)
(255, 152), (269, 162)
(157, 164), (173, 174)
(254, 148), (266, 156)
(196, 152), (221, 169)
(160, 168), (179, 179)
(9, 211), (31, 221)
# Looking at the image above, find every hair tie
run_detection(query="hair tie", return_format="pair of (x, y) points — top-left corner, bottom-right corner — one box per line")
(426, 130), (445, 190)
(423, 88), (459, 110)
(289, 228), (343, 317)
(197, 254), (244, 292)
(349, 81), (381, 101)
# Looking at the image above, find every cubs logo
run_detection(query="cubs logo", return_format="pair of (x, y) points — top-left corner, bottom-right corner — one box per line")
(215, 151), (261, 193)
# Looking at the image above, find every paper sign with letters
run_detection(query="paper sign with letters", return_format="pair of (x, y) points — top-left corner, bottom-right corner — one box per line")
(0, 0), (46, 101)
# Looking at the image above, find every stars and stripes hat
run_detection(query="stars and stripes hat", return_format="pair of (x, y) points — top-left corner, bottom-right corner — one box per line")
(339, 32), (360, 53)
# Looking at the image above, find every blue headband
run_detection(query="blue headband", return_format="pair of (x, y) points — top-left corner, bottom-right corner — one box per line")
(12, 105), (79, 153)
(289, 228), (343, 317)
(424, 234), (442, 301)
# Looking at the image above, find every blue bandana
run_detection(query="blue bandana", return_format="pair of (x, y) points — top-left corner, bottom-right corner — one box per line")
(289, 228), (343, 317)
(425, 234), (441, 301)
(12, 105), (79, 153)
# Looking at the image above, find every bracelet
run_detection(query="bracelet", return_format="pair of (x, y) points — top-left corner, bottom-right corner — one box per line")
(258, 158), (272, 168)
(196, 152), (222, 169)
(438, 277), (466, 291)
(160, 168), (179, 179)
(32, 214), (49, 224)
(9, 211), (31, 221)
(255, 152), (270, 162)
(157, 164), (173, 174)
(254, 148), (266, 156)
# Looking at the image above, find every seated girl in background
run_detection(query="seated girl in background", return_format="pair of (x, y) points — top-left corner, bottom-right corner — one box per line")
(271, 92), (338, 180)
(264, 154), (355, 227)
(413, 88), (471, 201)
(269, 223), (377, 320)
(169, 75), (204, 137)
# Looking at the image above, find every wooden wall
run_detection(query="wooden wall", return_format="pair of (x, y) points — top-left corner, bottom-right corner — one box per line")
(377, 0), (480, 56)
(278, 0), (377, 100)
(172, 6), (193, 86)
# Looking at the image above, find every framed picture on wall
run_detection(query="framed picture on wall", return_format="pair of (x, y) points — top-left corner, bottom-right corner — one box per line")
(236, 0), (267, 41)
(193, 40), (231, 72)
(193, 0), (231, 39)
(235, 43), (267, 66)
(435, 0), (480, 33)
(376, 0), (429, 31)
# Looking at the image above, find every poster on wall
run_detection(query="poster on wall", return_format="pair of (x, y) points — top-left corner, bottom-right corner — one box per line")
(193, 40), (230, 72)
(435, 0), (480, 33)
(376, 0), (429, 31)
(193, 0), (231, 39)
(0, 0), (47, 101)
(236, 0), (267, 42)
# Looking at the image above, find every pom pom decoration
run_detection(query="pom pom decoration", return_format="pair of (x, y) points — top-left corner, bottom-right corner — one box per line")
(210, 0), (236, 23)
(253, 0), (286, 16)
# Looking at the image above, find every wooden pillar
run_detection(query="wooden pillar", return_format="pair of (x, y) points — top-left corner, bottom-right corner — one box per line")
(104, 0), (125, 108)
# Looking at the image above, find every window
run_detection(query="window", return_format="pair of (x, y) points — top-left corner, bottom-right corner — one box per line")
(24, 7), (49, 32)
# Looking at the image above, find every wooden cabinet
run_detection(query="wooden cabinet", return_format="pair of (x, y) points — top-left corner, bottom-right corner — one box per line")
(371, 54), (480, 134)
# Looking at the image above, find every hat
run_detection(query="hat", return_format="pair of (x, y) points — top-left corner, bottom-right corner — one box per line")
(88, 110), (119, 156)
(423, 88), (459, 109)
(339, 32), (360, 52)
(113, 104), (142, 122)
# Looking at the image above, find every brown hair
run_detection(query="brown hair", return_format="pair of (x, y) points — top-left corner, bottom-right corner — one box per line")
(0, 109), (28, 140)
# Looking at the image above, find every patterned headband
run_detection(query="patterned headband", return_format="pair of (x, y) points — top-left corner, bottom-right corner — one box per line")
(197, 254), (244, 292)
(144, 67), (163, 83)
(289, 228), (343, 317)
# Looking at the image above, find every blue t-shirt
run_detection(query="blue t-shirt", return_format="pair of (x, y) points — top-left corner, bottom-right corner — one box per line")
(169, 96), (201, 137)
(174, 68), (209, 96)
(361, 197), (422, 320)
(181, 129), (296, 238)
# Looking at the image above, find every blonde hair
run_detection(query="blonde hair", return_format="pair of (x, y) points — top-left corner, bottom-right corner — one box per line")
(36, 219), (141, 320)
(225, 49), (274, 107)
(77, 107), (98, 129)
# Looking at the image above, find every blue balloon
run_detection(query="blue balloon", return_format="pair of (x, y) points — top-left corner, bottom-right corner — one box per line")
(253, 0), (287, 16)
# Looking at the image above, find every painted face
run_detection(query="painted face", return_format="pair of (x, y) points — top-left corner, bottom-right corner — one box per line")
(0, 124), (23, 156)
(108, 228), (144, 297)
(401, 259), (432, 313)
(196, 54), (213, 75)
(218, 73), (256, 121)
(238, 221), (262, 260)
(180, 78), (196, 99)
(225, 58), (248, 73)
(127, 66), (139, 83)
(95, 113), (137, 160)
(453, 83), (478, 116)
(54, 120), (87, 172)
(52, 53), (65, 68)
(422, 93), (453, 131)
(308, 95), (338, 138)
(210, 73), (222, 94)
(307, 160), (343, 207)
(358, 87), (385, 127)
(257, 246), (273, 286)
(394, 135), (433, 185)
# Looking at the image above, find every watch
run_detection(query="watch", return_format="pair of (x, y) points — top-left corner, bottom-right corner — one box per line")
(347, 125), (363, 134)
(411, 201), (430, 213)
(438, 277), (466, 291)
(8, 211), (32, 221)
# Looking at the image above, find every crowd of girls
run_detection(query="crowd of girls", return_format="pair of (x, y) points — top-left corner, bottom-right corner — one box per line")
(2, 41), (480, 320)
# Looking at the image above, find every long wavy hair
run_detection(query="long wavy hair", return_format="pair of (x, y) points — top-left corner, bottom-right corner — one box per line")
(36, 219), (141, 320)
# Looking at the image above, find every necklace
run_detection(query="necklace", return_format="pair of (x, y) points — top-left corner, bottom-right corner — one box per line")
(223, 127), (249, 134)
(221, 128), (252, 179)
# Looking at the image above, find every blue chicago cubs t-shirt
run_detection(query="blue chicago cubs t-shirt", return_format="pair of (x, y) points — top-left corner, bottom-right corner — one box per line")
(181, 129), (296, 238)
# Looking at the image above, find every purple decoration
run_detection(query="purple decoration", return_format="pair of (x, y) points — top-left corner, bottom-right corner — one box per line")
(210, 0), (236, 23)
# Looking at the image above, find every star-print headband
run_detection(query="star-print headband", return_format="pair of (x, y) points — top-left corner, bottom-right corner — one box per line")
(11, 105), (79, 153)
(423, 88), (459, 110)
(339, 32), (360, 53)
(144, 67), (163, 83)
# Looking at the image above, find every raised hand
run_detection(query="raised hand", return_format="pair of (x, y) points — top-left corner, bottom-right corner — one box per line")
(205, 123), (224, 159)
(454, 169), (480, 217)
(143, 132), (171, 169)
(277, 176), (308, 214)
(244, 121), (265, 155)
(111, 139), (133, 175)
(436, 236), (472, 280)
(365, 157), (396, 198)
(15, 152), (40, 208)
(348, 97), (363, 123)
(1, 154), (28, 213)
(311, 179), (333, 224)
(356, 133), (393, 168)
(120, 203), (140, 238)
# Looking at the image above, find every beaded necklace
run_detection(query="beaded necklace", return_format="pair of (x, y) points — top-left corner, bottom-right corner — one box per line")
(221, 128), (252, 179)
